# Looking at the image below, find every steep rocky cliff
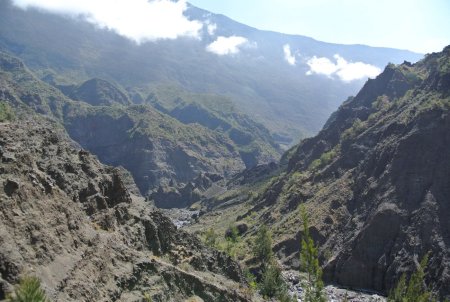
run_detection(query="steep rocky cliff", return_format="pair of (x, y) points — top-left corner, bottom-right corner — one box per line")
(262, 46), (450, 298)
(0, 116), (252, 301)
(189, 46), (450, 299)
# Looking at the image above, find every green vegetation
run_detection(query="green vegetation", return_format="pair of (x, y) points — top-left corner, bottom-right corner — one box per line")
(372, 95), (391, 111)
(341, 118), (366, 141)
(66, 78), (131, 107)
(204, 227), (218, 248)
(300, 206), (326, 302)
(243, 268), (258, 292)
(201, 223), (245, 260)
(225, 224), (240, 244)
(7, 276), (49, 302)
(437, 48), (450, 75)
(309, 148), (338, 171)
(224, 231), (240, 258)
(143, 292), (153, 302)
(388, 254), (437, 302)
(0, 101), (14, 122)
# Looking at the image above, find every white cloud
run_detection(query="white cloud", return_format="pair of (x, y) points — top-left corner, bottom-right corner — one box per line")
(204, 21), (217, 36)
(12, 0), (203, 43)
(283, 44), (296, 66)
(306, 56), (339, 76)
(306, 54), (381, 82)
(206, 36), (250, 56)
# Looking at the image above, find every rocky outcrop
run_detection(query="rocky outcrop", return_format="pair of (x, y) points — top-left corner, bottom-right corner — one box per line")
(0, 118), (251, 301)
(150, 173), (223, 209)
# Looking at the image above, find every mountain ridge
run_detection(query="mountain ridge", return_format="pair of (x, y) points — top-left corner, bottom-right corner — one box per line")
(0, 0), (423, 144)
(0, 51), (280, 196)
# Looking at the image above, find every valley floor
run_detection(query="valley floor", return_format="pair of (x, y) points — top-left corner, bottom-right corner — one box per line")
(163, 206), (388, 302)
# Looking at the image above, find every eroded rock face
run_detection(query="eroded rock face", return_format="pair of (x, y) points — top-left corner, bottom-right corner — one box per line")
(0, 119), (249, 301)
(64, 106), (246, 196)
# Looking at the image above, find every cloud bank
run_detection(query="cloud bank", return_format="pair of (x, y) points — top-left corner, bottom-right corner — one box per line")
(306, 54), (381, 82)
(283, 44), (296, 65)
(12, 0), (203, 43)
(204, 20), (217, 36)
(206, 36), (250, 55)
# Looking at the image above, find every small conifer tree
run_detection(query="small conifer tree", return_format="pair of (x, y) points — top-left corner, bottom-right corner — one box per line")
(388, 253), (437, 302)
(300, 205), (326, 302)
(254, 225), (293, 301)
(254, 225), (273, 265)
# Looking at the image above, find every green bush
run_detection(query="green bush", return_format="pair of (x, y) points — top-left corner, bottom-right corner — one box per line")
(203, 227), (217, 248)
(0, 102), (15, 122)
(243, 268), (258, 292)
(308, 149), (338, 171)
(7, 276), (49, 302)
(341, 118), (365, 141)
(143, 292), (153, 302)
(226, 224), (240, 243)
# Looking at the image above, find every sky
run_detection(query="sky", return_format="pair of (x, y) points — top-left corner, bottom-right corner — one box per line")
(189, 0), (450, 54)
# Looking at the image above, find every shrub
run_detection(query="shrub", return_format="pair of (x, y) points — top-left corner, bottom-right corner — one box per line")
(225, 224), (239, 243)
(308, 149), (337, 171)
(0, 102), (15, 122)
(204, 227), (217, 248)
(143, 292), (153, 302)
(243, 268), (258, 292)
(341, 118), (365, 141)
(7, 276), (49, 302)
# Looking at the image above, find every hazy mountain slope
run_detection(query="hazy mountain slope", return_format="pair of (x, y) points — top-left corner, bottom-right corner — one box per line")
(0, 52), (281, 196)
(147, 85), (281, 162)
(189, 46), (450, 299)
(64, 104), (246, 194)
(59, 78), (133, 107)
(0, 0), (422, 143)
(0, 115), (254, 301)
